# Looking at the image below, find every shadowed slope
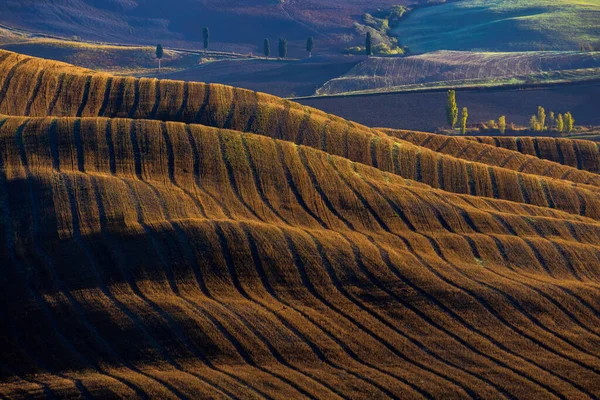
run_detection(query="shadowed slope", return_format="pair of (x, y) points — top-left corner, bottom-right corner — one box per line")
(1, 114), (600, 398)
(0, 51), (600, 399)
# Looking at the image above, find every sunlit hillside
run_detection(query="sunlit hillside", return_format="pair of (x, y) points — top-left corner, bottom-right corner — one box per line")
(1, 49), (600, 399)
(393, 0), (600, 52)
(318, 51), (600, 95)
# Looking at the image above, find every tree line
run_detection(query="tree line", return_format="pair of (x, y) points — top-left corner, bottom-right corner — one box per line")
(155, 31), (318, 72)
(529, 106), (574, 134)
(261, 36), (314, 59)
(154, 29), (382, 72)
(445, 91), (575, 135)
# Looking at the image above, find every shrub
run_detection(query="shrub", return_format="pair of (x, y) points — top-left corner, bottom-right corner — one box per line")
(343, 46), (365, 55)
(498, 116), (506, 134)
(372, 43), (404, 55)
(537, 106), (546, 130)
(530, 115), (540, 132)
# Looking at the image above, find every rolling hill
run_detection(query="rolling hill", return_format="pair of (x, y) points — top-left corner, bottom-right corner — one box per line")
(393, 0), (600, 53)
(150, 56), (362, 98)
(0, 0), (416, 56)
(318, 51), (600, 95)
(0, 39), (203, 75)
(1, 49), (600, 398)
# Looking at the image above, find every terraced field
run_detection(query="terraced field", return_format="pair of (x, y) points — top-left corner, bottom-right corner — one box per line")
(318, 51), (600, 95)
(1, 49), (600, 399)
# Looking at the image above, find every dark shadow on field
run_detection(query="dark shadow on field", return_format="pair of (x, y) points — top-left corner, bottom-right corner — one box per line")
(160, 56), (363, 98)
(298, 81), (600, 132)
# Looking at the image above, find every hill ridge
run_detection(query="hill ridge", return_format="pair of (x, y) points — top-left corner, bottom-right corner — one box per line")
(1, 49), (600, 222)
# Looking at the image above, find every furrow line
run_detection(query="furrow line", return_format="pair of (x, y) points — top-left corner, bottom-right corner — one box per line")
(97, 77), (113, 117)
(23, 70), (45, 116)
(75, 76), (92, 118)
(46, 73), (66, 116)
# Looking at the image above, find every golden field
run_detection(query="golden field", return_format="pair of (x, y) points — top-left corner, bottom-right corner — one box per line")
(0, 49), (600, 399)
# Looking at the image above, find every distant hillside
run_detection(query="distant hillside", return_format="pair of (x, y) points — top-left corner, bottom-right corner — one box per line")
(393, 0), (600, 52)
(1, 49), (600, 398)
(319, 51), (600, 95)
(0, 0), (416, 55)
(157, 56), (362, 98)
(0, 39), (206, 74)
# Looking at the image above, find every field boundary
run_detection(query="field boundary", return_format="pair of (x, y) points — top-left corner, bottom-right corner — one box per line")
(291, 77), (600, 100)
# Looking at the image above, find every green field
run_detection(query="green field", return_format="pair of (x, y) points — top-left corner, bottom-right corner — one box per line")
(393, 0), (600, 53)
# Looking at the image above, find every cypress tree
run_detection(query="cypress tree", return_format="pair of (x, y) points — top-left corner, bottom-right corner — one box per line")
(203, 27), (210, 51)
(155, 44), (164, 73)
(278, 38), (287, 59)
(460, 107), (468, 135)
(306, 37), (315, 58)
(446, 90), (458, 128)
(366, 32), (373, 56)
(264, 38), (270, 58)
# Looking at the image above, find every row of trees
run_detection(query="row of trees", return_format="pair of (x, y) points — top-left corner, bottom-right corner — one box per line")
(156, 28), (383, 70)
(263, 37), (314, 59)
(530, 106), (574, 133)
(446, 93), (576, 135)
(156, 33), (315, 71)
(446, 90), (470, 134)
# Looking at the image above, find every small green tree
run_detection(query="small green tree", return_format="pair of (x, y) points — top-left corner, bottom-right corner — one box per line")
(264, 38), (270, 58)
(556, 114), (564, 133)
(530, 115), (540, 132)
(366, 32), (372, 56)
(278, 38), (287, 59)
(498, 115), (506, 134)
(564, 112), (575, 133)
(203, 27), (210, 51)
(306, 36), (315, 58)
(446, 90), (458, 128)
(537, 106), (546, 130)
(155, 44), (164, 73)
(460, 107), (468, 134)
